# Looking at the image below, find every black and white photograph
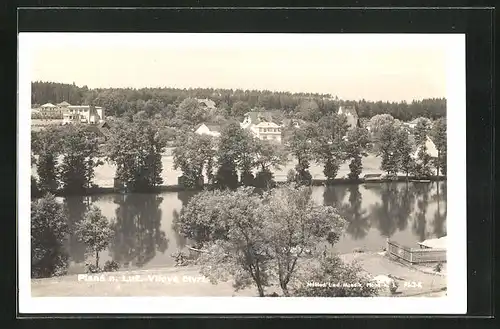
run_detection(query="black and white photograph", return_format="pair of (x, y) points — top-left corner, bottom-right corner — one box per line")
(18, 32), (467, 314)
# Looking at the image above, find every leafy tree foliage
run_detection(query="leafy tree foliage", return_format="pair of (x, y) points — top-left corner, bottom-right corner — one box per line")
(214, 122), (250, 189)
(344, 127), (370, 180)
(177, 186), (346, 297)
(105, 118), (166, 191)
(179, 188), (271, 296)
(287, 124), (316, 186)
(173, 133), (215, 188)
(58, 125), (103, 194)
(292, 254), (379, 297)
(32, 82), (446, 122)
(394, 128), (414, 178)
(74, 205), (114, 268)
(377, 123), (399, 176)
(259, 185), (346, 296)
(314, 114), (350, 182)
(31, 128), (61, 193)
(31, 194), (69, 278)
(431, 118), (447, 176)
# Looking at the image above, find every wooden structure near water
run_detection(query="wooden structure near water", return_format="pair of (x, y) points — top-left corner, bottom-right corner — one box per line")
(386, 239), (446, 264)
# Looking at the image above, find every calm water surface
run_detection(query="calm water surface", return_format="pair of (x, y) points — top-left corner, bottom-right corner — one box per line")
(61, 182), (446, 273)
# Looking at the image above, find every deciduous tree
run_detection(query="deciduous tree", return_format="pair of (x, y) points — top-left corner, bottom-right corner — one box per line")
(75, 205), (114, 269)
(31, 194), (69, 278)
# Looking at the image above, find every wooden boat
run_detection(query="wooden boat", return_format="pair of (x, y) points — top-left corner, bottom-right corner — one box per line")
(410, 179), (431, 183)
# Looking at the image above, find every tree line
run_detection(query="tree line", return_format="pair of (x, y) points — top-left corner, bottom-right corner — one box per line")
(32, 81), (446, 122)
(31, 111), (447, 197)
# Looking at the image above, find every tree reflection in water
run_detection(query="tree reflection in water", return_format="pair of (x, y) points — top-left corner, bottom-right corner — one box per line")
(109, 194), (168, 268)
(369, 183), (402, 239)
(322, 185), (348, 208)
(412, 183), (431, 242)
(171, 191), (197, 249)
(432, 181), (447, 238)
(64, 195), (99, 264)
(341, 184), (370, 240)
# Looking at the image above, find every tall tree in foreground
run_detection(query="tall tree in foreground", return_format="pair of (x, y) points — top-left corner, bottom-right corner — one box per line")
(179, 188), (271, 296)
(178, 186), (347, 297)
(431, 118), (447, 176)
(259, 185), (346, 296)
(75, 205), (114, 269)
(344, 127), (370, 180)
(31, 194), (69, 278)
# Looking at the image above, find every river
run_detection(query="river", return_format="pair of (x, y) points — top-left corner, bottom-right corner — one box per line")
(60, 181), (446, 274)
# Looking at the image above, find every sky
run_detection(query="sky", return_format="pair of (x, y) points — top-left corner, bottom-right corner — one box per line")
(24, 33), (451, 102)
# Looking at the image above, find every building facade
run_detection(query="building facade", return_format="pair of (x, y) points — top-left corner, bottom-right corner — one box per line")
(240, 111), (282, 143)
(195, 123), (221, 137)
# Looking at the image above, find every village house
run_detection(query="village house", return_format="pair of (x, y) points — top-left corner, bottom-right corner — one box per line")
(196, 98), (217, 110)
(62, 104), (105, 125)
(412, 135), (439, 160)
(337, 105), (360, 129)
(240, 111), (282, 143)
(195, 123), (222, 137)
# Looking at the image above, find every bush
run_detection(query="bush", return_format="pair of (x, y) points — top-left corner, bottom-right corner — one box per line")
(293, 255), (379, 297)
(254, 169), (276, 189)
(85, 263), (101, 273)
(31, 194), (70, 278)
(389, 279), (399, 294)
(286, 169), (296, 183)
(434, 262), (443, 273)
(103, 260), (120, 272)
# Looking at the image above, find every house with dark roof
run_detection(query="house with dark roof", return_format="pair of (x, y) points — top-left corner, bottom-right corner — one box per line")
(195, 123), (222, 137)
(338, 105), (360, 129)
(240, 111), (283, 143)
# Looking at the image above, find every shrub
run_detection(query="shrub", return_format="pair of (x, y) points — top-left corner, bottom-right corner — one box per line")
(103, 260), (120, 272)
(31, 194), (70, 278)
(85, 263), (101, 273)
(434, 262), (443, 273)
(389, 280), (399, 294)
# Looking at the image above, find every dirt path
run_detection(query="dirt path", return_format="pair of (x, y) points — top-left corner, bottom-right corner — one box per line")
(31, 252), (446, 297)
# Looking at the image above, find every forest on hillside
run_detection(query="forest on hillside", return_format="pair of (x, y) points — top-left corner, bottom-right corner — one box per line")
(31, 81), (446, 121)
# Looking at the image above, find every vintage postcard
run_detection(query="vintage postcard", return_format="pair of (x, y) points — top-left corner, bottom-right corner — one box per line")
(18, 33), (466, 314)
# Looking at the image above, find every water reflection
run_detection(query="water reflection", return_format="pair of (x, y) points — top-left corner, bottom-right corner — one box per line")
(59, 181), (446, 269)
(109, 194), (169, 267)
(342, 185), (370, 240)
(171, 191), (197, 249)
(63, 195), (100, 263)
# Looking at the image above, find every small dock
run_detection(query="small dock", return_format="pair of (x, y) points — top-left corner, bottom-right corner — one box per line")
(386, 238), (446, 264)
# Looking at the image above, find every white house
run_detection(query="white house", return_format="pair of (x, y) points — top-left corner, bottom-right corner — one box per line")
(62, 104), (105, 125)
(412, 135), (439, 159)
(337, 105), (360, 129)
(240, 111), (282, 143)
(249, 121), (282, 143)
(197, 98), (216, 110)
(195, 123), (221, 137)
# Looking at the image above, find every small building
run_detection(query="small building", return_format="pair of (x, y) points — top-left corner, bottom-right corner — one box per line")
(250, 121), (282, 143)
(195, 123), (221, 137)
(196, 98), (217, 110)
(240, 111), (282, 143)
(412, 135), (439, 159)
(417, 236), (447, 249)
(65, 105), (105, 124)
(338, 105), (360, 129)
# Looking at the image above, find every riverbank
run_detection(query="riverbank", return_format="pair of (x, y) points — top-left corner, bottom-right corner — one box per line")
(31, 252), (446, 297)
(35, 175), (447, 198)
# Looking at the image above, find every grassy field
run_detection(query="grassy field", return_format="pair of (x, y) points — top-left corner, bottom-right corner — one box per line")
(31, 252), (446, 297)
